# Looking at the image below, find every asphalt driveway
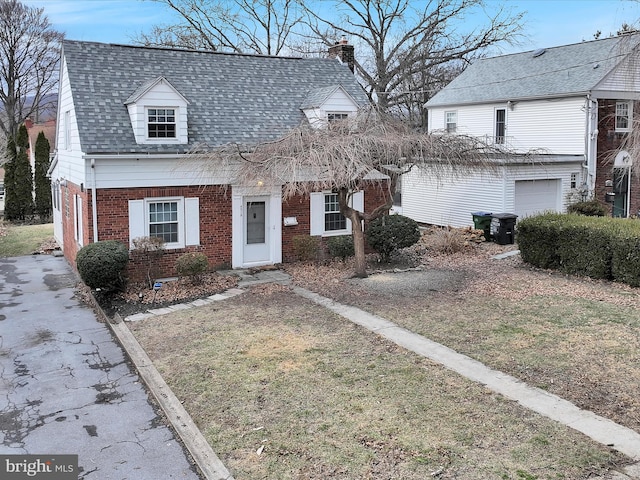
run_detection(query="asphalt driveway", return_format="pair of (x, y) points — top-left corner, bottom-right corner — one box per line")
(0, 255), (200, 479)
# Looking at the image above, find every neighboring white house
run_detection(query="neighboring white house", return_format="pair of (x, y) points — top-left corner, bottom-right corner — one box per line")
(403, 34), (640, 227)
(48, 39), (386, 279)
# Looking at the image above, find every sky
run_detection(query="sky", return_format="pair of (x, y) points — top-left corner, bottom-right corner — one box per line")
(21, 0), (640, 55)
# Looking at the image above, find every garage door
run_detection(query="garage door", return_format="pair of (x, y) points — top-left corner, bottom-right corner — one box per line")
(515, 179), (561, 219)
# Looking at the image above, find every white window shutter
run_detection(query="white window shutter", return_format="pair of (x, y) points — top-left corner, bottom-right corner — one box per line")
(309, 192), (324, 236)
(128, 199), (145, 248)
(352, 190), (364, 212)
(185, 197), (200, 246)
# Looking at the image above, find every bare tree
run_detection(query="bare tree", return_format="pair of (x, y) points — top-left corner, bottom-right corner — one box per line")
(136, 0), (303, 55)
(301, 0), (523, 113)
(189, 109), (506, 277)
(0, 0), (63, 141)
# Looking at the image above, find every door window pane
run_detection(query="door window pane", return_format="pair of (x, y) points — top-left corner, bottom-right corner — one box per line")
(247, 201), (266, 244)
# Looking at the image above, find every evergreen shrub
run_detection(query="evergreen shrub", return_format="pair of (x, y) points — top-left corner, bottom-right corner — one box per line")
(567, 199), (607, 217)
(76, 240), (129, 291)
(366, 214), (420, 261)
(518, 213), (640, 286)
(327, 235), (355, 260)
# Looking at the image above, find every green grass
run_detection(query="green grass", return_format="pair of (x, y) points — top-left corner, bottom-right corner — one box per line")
(0, 222), (54, 257)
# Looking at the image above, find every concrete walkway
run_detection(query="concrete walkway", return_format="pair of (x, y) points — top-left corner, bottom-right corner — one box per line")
(0, 255), (201, 479)
(292, 285), (640, 476)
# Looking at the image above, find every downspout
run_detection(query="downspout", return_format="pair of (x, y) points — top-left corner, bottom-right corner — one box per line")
(585, 94), (598, 196)
(90, 158), (98, 243)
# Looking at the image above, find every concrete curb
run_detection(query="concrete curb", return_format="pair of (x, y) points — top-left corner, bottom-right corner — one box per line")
(109, 315), (234, 480)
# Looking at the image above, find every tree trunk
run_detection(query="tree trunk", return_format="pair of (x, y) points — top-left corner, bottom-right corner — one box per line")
(338, 188), (368, 278)
(349, 208), (368, 278)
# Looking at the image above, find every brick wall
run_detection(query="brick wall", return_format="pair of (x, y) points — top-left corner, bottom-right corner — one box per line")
(60, 181), (89, 268)
(595, 99), (640, 217)
(90, 185), (232, 281)
(64, 181), (391, 281)
(280, 182), (392, 262)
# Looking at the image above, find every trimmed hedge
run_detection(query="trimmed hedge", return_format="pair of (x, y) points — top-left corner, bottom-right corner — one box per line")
(76, 240), (129, 292)
(518, 213), (640, 286)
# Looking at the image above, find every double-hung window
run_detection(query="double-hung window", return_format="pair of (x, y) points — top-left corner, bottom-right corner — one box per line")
(445, 111), (457, 133)
(615, 101), (631, 132)
(129, 197), (200, 250)
(495, 108), (506, 144)
(148, 200), (179, 243)
(310, 190), (364, 236)
(324, 193), (346, 231)
(147, 108), (176, 138)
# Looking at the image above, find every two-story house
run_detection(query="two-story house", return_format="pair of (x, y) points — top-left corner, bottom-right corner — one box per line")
(49, 39), (388, 278)
(402, 34), (640, 227)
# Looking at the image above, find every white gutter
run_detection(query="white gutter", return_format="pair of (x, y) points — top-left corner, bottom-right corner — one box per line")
(90, 158), (98, 243)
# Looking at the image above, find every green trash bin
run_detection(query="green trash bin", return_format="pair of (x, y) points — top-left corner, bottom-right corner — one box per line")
(471, 211), (493, 241)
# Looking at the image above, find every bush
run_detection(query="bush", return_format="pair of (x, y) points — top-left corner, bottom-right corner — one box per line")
(76, 240), (129, 292)
(131, 236), (165, 289)
(327, 235), (355, 260)
(518, 213), (640, 286)
(567, 199), (607, 217)
(366, 214), (421, 262)
(292, 235), (320, 262)
(175, 252), (209, 282)
(429, 227), (466, 254)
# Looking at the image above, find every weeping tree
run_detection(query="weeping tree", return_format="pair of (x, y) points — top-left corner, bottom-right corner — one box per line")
(190, 108), (505, 277)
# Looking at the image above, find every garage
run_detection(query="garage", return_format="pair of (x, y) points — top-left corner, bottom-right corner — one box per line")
(514, 179), (561, 219)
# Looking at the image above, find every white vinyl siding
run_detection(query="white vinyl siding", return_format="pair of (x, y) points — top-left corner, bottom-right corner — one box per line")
(428, 97), (587, 154)
(128, 197), (200, 249)
(310, 191), (364, 236)
(402, 161), (582, 228)
(54, 58), (85, 186)
(88, 157), (234, 189)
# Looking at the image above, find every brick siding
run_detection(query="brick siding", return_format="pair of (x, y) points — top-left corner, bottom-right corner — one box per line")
(64, 181), (391, 281)
(595, 99), (640, 217)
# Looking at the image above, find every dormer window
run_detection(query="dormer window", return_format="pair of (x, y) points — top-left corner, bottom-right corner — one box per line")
(125, 77), (189, 145)
(147, 108), (176, 138)
(300, 85), (360, 128)
(328, 112), (349, 123)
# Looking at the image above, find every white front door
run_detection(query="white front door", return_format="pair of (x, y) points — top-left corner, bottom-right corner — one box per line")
(243, 197), (270, 264)
(231, 186), (282, 268)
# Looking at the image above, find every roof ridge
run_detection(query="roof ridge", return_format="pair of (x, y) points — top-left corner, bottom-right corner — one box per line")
(62, 39), (332, 62)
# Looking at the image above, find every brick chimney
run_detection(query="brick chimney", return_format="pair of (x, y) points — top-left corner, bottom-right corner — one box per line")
(328, 36), (355, 73)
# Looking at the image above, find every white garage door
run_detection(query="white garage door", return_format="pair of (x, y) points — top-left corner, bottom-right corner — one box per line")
(515, 179), (561, 219)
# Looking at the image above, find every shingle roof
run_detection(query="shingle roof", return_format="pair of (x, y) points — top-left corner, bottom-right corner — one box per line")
(301, 85), (346, 109)
(426, 35), (640, 108)
(63, 40), (369, 154)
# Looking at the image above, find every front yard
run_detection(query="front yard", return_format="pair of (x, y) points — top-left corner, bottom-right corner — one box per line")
(128, 230), (640, 479)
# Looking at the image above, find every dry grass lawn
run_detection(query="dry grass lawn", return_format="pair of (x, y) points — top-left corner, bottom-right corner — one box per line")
(128, 228), (640, 479)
